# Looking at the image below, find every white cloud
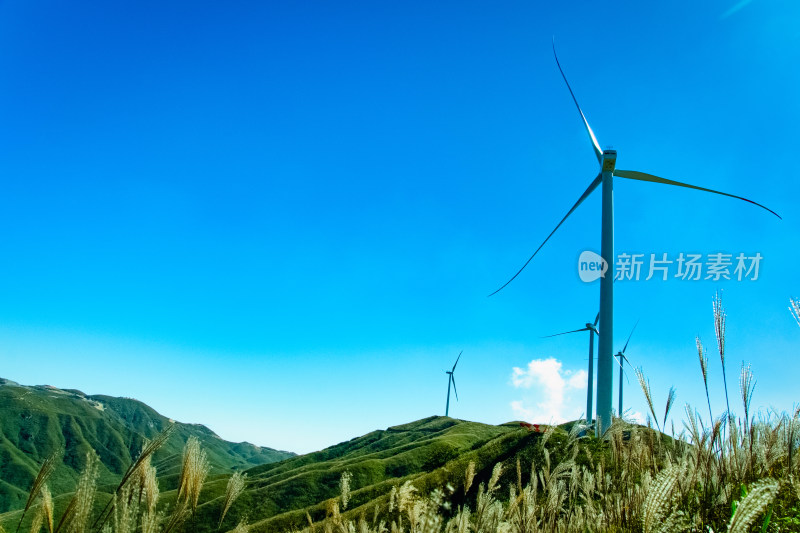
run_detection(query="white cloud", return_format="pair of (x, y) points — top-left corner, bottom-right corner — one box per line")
(567, 369), (588, 390)
(509, 400), (534, 421)
(626, 410), (645, 425)
(510, 358), (587, 424)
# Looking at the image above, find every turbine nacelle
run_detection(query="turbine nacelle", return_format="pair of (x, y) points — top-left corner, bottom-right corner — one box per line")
(602, 150), (617, 172)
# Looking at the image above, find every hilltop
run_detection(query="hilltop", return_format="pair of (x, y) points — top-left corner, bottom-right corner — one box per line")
(164, 416), (566, 532)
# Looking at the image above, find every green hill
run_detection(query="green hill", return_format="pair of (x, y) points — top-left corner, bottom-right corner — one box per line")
(0, 377), (294, 513)
(172, 416), (578, 532)
(0, 376), (587, 533)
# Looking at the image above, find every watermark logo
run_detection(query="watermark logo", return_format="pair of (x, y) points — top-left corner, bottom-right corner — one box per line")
(578, 251), (608, 282)
(578, 251), (763, 283)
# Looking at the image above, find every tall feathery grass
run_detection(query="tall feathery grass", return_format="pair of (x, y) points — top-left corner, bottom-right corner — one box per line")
(176, 435), (210, 516)
(218, 472), (247, 529)
(16, 449), (60, 533)
(7, 424), (251, 533)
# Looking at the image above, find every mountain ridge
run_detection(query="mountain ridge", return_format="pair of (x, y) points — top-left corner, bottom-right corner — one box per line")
(183, 415), (564, 532)
(0, 376), (294, 512)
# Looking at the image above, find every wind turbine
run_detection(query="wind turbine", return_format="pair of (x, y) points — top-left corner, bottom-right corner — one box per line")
(490, 42), (781, 436)
(614, 321), (638, 418)
(543, 311), (600, 425)
(445, 351), (462, 417)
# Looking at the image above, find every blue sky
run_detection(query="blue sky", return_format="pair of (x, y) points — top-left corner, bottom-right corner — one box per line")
(1, 1), (798, 454)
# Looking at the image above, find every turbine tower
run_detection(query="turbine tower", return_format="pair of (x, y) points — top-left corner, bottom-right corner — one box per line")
(614, 321), (638, 418)
(490, 42), (780, 437)
(445, 351), (462, 417)
(543, 311), (599, 425)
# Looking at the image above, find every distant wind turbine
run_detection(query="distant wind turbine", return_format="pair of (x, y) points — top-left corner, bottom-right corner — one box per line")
(543, 311), (599, 425)
(614, 320), (638, 418)
(445, 351), (462, 417)
(490, 41), (781, 436)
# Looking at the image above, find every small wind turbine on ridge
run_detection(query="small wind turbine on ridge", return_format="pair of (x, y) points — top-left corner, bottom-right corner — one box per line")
(543, 311), (600, 425)
(614, 320), (638, 418)
(490, 40), (780, 436)
(445, 351), (462, 417)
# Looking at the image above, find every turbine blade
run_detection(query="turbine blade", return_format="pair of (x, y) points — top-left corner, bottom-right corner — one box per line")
(613, 169), (781, 219)
(553, 39), (603, 164)
(452, 350), (462, 372)
(614, 354), (624, 369)
(542, 327), (591, 338)
(617, 353), (630, 382)
(451, 375), (459, 402)
(489, 174), (602, 296)
(593, 311), (600, 327)
(622, 319), (639, 354)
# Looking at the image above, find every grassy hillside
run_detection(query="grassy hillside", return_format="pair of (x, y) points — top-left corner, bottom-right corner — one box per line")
(0, 377), (294, 513)
(3, 411), (796, 532)
(0, 414), (571, 532)
(160, 416), (576, 532)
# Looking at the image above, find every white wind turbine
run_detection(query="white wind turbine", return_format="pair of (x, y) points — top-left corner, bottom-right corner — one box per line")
(445, 351), (462, 417)
(491, 42), (780, 436)
(542, 311), (599, 425)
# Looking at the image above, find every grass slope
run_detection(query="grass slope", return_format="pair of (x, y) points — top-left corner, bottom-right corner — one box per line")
(0, 377), (294, 513)
(180, 417), (574, 532)
(1, 387), (585, 533)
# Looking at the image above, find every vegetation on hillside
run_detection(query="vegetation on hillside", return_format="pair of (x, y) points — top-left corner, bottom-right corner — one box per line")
(0, 382), (293, 513)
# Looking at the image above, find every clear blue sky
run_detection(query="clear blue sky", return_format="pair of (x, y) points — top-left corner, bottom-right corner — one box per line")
(1, 1), (798, 454)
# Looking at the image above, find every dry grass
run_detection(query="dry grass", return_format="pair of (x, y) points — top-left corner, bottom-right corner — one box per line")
(54, 451), (99, 533)
(727, 478), (779, 533)
(16, 449), (60, 533)
(40, 486), (53, 533)
(219, 472), (248, 528)
(27, 510), (43, 533)
(713, 291), (733, 433)
(338, 472), (352, 511)
(9, 433), (222, 533)
(176, 435), (210, 515)
(463, 462), (475, 496)
(94, 425), (175, 531)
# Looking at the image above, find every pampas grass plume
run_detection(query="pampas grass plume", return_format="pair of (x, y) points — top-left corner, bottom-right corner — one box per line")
(728, 479), (779, 533)
(219, 472), (248, 528)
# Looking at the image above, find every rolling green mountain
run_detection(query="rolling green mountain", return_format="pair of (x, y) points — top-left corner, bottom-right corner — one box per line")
(182, 416), (582, 532)
(0, 377), (294, 513)
(1, 376), (590, 533)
